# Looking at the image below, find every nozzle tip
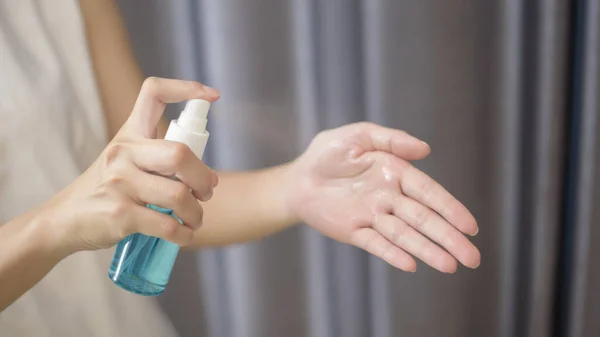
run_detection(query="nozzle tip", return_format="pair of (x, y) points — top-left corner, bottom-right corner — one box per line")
(183, 99), (210, 119)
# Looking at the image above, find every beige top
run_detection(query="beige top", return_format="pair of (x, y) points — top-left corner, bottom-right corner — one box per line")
(0, 0), (178, 335)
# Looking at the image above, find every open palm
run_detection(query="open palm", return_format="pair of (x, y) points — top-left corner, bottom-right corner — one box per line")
(287, 122), (480, 273)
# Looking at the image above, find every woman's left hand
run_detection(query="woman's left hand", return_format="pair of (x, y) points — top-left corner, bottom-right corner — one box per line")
(285, 122), (480, 273)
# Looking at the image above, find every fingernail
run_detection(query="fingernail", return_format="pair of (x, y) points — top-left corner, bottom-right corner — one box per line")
(471, 227), (479, 236)
(212, 171), (219, 187)
(421, 140), (430, 147)
(203, 85), (220, 96)
(472, 261), (480, 269)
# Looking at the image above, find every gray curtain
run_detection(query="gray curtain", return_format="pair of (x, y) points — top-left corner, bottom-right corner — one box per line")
(115, 1), (597, 337)
(564, 1), (600, 337)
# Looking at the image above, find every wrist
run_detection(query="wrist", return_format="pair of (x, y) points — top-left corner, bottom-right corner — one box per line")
(277, 161), (301, 226)
(29, 206), (76, 261)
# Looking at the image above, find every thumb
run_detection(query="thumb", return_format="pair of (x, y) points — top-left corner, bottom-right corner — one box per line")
(354, 122), (431, 161)
(126, 77), (220, 138)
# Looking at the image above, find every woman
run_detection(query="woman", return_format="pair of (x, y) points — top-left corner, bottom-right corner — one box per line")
(0, 0), (480, 336)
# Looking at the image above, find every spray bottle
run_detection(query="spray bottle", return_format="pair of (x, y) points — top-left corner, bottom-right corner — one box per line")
(108, 99), (211, 296)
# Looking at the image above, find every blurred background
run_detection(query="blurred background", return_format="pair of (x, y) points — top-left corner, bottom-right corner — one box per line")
(116, 1), (600, 337)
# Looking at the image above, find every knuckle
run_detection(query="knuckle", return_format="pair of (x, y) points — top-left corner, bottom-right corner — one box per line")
(168, 142), (191, 166)
(418, 178), (436, 197)
(189, 81), (204, 92)
(362, 233), (378, 253)
(171, 184), (190, 205)
(381, 245), (395, 262)
(142, 76), (160, 95)
(389, 223), (408, 244)
(355, 121), (375, 131)
(103, 143), (126, 167)
(93, 181), (113, 199)
(445, 203), (461, 222)
(440, 229), (458, 248)
(312, 129), (333, 144)
(161, 218), (180, 239)
(412, 208), (429, 229)
(315, 129), (329, 139)
(104, 173), (125, 188)
(351, 122), (376, 136)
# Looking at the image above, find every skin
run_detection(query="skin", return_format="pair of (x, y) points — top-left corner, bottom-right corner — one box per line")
(0, 0), (480, 311)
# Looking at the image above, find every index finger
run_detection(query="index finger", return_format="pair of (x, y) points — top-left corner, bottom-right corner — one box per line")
(127, 77), (221, 138)
(399, 165), (478, 236)
(130, 139), (216, 201)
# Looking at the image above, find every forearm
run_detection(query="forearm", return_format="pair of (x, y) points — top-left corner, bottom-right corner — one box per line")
(0, 209), (66, 311)
(190, 163), (299, 247)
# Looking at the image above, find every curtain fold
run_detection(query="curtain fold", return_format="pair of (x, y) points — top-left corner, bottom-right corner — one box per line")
(566, 1), (600, 336)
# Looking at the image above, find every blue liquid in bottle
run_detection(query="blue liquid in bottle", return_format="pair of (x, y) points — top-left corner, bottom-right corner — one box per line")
(108, 205), (181, 296)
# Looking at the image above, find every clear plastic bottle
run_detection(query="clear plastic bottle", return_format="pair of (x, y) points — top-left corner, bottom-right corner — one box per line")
(108, 99), (211, 296)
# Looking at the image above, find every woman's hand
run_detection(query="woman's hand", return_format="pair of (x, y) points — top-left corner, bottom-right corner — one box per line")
(42, 77), (220, 254)
(286, 122), (480, 273)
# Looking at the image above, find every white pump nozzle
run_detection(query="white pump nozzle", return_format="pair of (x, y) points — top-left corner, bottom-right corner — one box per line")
(177, 99), (210, 132)
(164, 99), (211, 159)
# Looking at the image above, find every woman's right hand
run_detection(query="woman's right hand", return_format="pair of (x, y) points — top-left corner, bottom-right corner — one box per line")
(40, 77), (220, 254)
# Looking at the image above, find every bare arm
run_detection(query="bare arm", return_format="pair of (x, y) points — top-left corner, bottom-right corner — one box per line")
(192, 164), (296, 246)
(80, 0), (298, 248)
(79, 0), (481, 273)
(0, 209), (65, 311)
(0, 2), (479, 309)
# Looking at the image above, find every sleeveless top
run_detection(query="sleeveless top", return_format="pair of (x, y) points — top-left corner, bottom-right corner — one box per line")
(0, 1), (179, 336)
